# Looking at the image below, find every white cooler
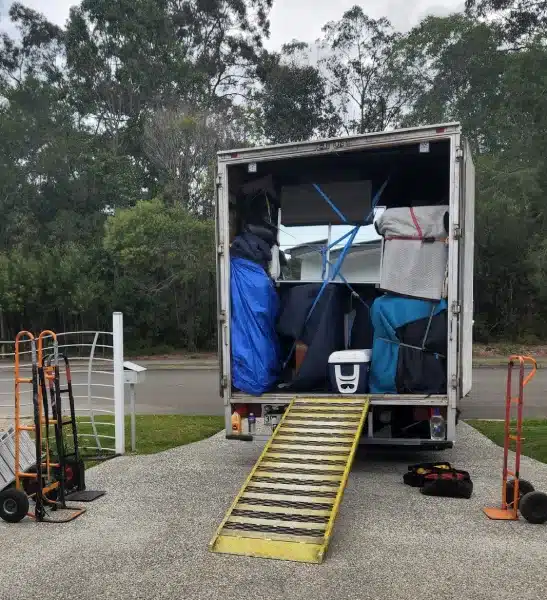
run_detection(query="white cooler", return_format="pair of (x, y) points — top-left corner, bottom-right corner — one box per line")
(328, 349), (371, 394)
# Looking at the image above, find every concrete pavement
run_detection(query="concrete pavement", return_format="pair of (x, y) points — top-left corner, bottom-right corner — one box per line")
(1, 422), (546, 600)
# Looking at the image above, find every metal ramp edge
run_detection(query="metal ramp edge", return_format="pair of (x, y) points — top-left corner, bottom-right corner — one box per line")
(209, 396), (370, 564)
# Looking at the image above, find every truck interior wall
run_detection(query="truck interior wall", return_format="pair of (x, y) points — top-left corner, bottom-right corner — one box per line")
(227, 140), (451, 234)
(227, 139), (451, 400)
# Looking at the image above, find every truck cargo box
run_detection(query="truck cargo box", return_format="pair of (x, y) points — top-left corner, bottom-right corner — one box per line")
(215, 123), (474, 448)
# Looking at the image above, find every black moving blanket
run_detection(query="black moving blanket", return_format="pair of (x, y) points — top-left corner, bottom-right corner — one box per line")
(277, 284), (347, 392)
(396, 308), (448, 394)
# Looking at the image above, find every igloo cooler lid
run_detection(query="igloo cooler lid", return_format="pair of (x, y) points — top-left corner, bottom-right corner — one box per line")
(328, 349), (372, 364)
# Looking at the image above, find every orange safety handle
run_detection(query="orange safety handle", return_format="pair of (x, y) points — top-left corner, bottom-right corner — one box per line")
(14, 331), (37, 491)
(508, 355), (537, 388)
(37, 330), (60, 481)
(499, 354), (538, 515)
(15, 330), (35, 343)
(15, 330), (35, 375)
(37, 330), (58, 366)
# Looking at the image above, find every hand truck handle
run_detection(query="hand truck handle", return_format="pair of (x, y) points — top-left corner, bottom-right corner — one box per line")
(509, 355), (537, 388)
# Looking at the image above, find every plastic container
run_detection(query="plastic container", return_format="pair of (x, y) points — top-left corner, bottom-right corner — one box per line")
(429, 408), (446, 441)
(231, 411), (242, 435)
(248, 413), (256, 435)
(328, 349), (371, 394)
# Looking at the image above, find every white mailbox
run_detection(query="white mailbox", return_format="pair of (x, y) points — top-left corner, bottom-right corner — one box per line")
(123, 361), (147, 385)
(123, 361), (147, 452)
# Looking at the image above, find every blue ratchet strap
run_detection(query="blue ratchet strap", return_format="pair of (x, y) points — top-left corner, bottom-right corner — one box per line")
(320, 246), (327, 279)
(319, 227), (357, 282)
(283, 225), (360, 369)
(284, 177), (390, 370)
(327, 227), (356, 251)
(308, 226), (360, 319)
(312, 183), (348, 224)
(364, 177), (390, 224)
(323, 229), (371, 309)
(324, 259), (370, 311)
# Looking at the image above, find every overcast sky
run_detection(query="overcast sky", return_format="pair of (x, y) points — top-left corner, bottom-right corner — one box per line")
(2, 0), (465, 46)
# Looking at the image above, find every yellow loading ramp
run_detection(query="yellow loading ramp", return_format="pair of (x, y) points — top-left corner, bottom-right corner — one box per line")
(210, 396), (370, 564)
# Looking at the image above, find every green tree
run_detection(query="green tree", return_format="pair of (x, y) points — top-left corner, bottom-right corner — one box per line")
(103, 199), (216, 350)
(399, 15), (505, 149)
(0, 76), (141, 250)
(400, 14), (547, 340)
(472, 154), (541, 340)
(0, 3), (64, 87)
(143, 103), (252, 214)
(465, 0), (547, 43)
(318, 6), (426, 134)
(251, 43), (339, 143)
(0, 3), (142, 251)
(62, 0), (273, 208)
(63, 0), (273, 123)
(0, 243), (113, 340)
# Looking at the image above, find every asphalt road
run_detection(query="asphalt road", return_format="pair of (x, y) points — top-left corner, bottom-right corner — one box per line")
(462, 368), (547, 419)
(1, 366), (546, 421)
(134, 367), (547, 420)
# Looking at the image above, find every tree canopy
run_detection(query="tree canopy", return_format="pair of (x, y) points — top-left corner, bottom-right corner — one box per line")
(1, 1), (546, 348)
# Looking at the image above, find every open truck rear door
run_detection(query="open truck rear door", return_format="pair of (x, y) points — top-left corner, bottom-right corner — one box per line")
(459, 139), (475, 397)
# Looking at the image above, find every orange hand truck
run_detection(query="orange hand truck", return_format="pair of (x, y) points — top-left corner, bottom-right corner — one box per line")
(0, 330), (85, 523)
(42, 348), (104, 501)
(483, 355), (547, 524)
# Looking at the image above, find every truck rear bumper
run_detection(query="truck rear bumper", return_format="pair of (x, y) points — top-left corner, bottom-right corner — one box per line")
(227, 394), (456, 449)
(359, 438), (453, 450)
(225, 432), (453, 450)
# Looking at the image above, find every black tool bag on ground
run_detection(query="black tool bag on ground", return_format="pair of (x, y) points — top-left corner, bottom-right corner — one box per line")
(404, 462), (473, 499)
(420, 469), (473, 499)
(403, 462), (453, 487)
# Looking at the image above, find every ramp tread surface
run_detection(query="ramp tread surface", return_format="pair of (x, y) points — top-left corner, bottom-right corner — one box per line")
(209, 396), (369, 564)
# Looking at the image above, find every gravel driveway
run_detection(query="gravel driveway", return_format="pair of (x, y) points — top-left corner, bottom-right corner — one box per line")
(1, 422), (546, 600)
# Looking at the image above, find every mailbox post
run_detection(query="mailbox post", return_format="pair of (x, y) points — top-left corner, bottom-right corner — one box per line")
(123, 361), (147, 452)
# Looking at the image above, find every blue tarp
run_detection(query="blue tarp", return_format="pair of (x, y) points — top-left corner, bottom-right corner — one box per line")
(230, 257), (280, 395)
(370, 295), (447, 394)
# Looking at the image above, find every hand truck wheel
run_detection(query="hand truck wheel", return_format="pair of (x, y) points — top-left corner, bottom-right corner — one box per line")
(519, 491), (547, 524)
(506, 479), (535, 507)
(0, 488), (30, 523)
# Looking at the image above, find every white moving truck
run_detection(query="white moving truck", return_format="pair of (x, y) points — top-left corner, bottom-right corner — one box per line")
(215, 122), (474, 449)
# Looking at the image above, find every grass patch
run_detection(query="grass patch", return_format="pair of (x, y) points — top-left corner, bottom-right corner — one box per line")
(467, 419), (547, 464)
(75, 414), (224, 456)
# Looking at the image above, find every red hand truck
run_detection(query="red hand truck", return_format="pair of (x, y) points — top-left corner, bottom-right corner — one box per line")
(483, 355), (547, 524)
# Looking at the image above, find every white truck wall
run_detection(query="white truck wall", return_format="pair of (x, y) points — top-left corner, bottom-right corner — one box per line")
(298, 247), (381, 284)
(299, 254), (323, 281)
(336, 249), (381, 284)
